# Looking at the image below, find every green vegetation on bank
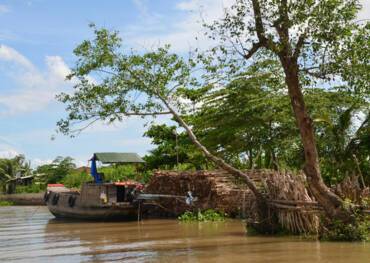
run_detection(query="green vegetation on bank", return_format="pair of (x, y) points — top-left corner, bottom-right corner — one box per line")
(178, 210), (227, 222)
(62, 171), (91, 188)
(0, 201), (14, 206)
(321, 218), (370, 242)
(15, 184), (45, 194)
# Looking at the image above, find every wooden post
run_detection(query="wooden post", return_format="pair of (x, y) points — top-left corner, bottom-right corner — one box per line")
(242, 191), (246, 219)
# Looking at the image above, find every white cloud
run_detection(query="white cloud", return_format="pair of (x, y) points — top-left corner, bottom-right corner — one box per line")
(0, 4), (10, 14)
(31, 157), (86, 168)
(128, 0), (369, 52)
(0, 148), (19, 159)
(31, 158), (53, 167)
(128, 0), (234, 52)
(0, 45), (71, 116)
(0, 45), (34, 70)
(0, 136), (22, 159)
(132, 0), (151, 20)
(358, 0), (370, 21)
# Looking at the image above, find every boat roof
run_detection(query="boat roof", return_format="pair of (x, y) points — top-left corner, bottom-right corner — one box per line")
(92, 152), (145, 164)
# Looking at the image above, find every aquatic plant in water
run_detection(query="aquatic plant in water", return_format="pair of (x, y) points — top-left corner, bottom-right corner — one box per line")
(178, 209), (226, 222)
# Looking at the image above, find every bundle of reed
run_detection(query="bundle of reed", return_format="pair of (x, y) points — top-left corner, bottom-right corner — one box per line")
(263, 170), (320, 234)
(144, 170), (254, 217)
(334, 174), (369, 205)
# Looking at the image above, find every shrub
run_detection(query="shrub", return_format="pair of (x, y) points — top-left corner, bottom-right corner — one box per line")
(321, 218), (369, 242)
(178, 209), (226, 222)
(320, 201), (369, 241)
(0, 200), (14, 206)
(63, 171), (92, 188)
(100, 165), (151, 183)
(15, 183), (45, 193)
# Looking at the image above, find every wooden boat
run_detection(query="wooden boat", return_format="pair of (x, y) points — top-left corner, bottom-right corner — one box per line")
(45, 153), (194, 220)
(45, 181), (143, 220)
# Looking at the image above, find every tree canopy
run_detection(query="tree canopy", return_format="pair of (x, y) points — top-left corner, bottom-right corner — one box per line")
(57, 1), (369, 224)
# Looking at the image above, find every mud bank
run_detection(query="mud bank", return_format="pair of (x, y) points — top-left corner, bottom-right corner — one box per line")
(0, 193), (44, 205)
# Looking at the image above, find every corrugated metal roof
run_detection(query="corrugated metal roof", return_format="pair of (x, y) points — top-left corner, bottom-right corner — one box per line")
(93, 152), (145, 164)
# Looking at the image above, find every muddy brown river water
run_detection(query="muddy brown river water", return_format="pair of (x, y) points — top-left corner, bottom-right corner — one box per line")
(0, 206), (369, 263)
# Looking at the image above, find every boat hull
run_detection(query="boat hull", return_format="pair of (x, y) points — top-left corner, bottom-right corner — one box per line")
(45, 191), (138, 221)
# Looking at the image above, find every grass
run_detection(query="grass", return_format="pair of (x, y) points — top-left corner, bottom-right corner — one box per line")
(15, 183), (45, 194)
(0, 200), (14, 206)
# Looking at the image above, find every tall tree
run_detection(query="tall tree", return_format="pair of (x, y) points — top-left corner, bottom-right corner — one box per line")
(0, 155), (31, 193)
(57, 26), (273, 230)
(36, 156), (76, 184)
(204, 0), (368, 221)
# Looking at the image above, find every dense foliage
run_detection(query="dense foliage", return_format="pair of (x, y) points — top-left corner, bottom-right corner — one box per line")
(0, 201), (14, 206)
(0, 155), (32, 193)
(178, 209), (226, 222)
(62, 171), (91, 188)
(35, 156), (76, 184)
(100, 165), (150, 183)
(143, 124), (208, 170)
(142, 60), (369, 185)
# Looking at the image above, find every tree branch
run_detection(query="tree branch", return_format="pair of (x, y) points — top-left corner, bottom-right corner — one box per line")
(293, 32), (306, 59)
(68, 111), (171, 135)
(243, 42), (263, 59)
(157, 94), (264, 200)
(251, 0), (279, 54)
(252, 0), (266, 43)
(123, 111), (171, 116)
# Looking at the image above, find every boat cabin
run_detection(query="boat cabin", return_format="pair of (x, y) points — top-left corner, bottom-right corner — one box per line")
(87, 152), (145, 205)
(79, 182), (143, 206)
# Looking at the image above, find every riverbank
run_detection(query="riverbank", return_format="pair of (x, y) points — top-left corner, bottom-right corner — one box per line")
(0, 193), (44, 206)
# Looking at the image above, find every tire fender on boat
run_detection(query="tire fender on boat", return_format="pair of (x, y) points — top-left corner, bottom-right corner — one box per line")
(52, 193), (59, 205)
(68, 195), (77, 208)
(43, 191), (50, 203)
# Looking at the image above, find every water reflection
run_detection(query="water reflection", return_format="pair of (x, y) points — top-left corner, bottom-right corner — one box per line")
(0, 207), (369, 263)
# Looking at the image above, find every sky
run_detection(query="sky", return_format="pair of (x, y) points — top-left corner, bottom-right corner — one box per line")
(0, 0), (369, 167)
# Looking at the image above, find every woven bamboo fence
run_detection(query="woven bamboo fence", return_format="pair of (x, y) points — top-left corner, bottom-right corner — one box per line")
(262, 171), (320, 234)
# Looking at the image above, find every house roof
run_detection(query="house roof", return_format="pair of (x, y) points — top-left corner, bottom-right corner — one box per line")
(93, 152), (145, 164)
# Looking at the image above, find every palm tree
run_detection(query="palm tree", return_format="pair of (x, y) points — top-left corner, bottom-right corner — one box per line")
(0, 155), (32, 194)
(316, 108), (370, 185)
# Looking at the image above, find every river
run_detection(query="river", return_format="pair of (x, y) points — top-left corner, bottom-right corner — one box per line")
(0, 206), (369, 262)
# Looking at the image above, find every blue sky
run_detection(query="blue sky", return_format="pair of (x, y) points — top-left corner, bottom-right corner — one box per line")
(0, 0), (369, 167)
(0, 0), (236, 167)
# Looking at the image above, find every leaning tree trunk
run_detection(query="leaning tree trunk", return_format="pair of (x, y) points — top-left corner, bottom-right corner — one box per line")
(281, 57), (351, 221)
(159, 96), (277, 232)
